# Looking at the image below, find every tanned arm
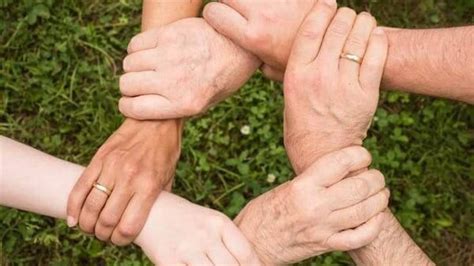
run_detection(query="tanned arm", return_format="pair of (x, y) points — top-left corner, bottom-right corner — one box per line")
(383, 26), (474, 103)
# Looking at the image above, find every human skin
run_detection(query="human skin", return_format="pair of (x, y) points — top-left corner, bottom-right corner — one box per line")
(203, 0), (474, 104)
(279, 2), (433, 265)
(0, 136), (261, 265)
(118, 17), (260, 120)
(66, 0), (203, 246)
(0, 136), (389, 265)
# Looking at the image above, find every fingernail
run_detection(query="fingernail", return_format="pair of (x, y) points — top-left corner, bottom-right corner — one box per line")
(67, 216), (77, 227)
(373, 27), (384, 35)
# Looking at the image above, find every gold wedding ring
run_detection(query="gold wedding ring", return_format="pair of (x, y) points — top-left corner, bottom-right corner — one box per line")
(340, 52), (363, 64)
(93, 182), (112, 196)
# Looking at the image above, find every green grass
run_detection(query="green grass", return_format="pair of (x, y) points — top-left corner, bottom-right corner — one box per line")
(1, 0), (473, 265)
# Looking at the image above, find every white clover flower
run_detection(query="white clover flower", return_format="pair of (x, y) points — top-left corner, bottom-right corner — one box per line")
(266, 173), (276, 183)
(240, 125), (251, 135)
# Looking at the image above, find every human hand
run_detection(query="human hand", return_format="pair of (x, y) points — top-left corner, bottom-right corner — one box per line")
(67, 119), (182, 245)
(118, 17), (260, 120)
(135, 192), (261, 265)
(235, 146), (389, 264)
(203, 0), (316, 80)
(283, 4), (388, 173)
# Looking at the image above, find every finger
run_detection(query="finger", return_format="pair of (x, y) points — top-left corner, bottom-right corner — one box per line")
(287, 0), (337, 67)
(318, 7), (357, 63)
(203, 2), (248, 48)
(339, 12), (376, 79)
(222, 222), (261, 264)
(122, 49), (159, 72)
(329, 189), (390, 231)
(66, 160), (102, 227)
(326, 211), (386, 251)
(118, 95), (176, 120)
(110, 193), (156, 246)
(297, 146), (372, 187)
(325, 169), (385, 210)
(207, 244), (239, 265)
(359, 27), (388, 95)
(95, 187), (133, 242)
(119, 71), (164, 97)
(127, 28), (162, 53)
(78, 172), (114, 234)
(261, 64), (284, 82)
(219, 0), (250, 15)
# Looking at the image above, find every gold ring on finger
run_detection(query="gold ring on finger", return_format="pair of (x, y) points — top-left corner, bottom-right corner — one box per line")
(93, 182), (112, 196)
(340, 52), (363, 64)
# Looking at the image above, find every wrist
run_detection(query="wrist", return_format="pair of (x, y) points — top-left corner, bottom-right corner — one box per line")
(285, 128), (364, 174)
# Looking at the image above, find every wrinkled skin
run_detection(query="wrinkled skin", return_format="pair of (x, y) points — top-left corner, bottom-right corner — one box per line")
(235, 147), (389, 264)
(118, 18), (260, 120)
(203, 0), (316, 77)
(283, 4), (388, 173)
(67, 119), (182, 245)
(203, 0), (318, 80)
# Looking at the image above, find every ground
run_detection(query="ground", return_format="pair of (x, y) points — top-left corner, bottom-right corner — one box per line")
(0, 0), (473, 265)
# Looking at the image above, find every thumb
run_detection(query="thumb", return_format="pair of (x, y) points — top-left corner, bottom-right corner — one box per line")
(203, 2), (248, 49)
(118, 95), (177, 120)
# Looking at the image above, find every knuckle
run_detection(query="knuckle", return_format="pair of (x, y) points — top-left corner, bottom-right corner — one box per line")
(299, 23), (323, 40)
(119, 75), (130, 94)
(353, 204), (369, 223)
(98, 216), (118, 228)
(183, 97), (204, 116)
(329, 19), (352, 37)
(346, 34), (366, 50)
(127, 35), (144, 52)
(122, 56), (132, 72)
(245, 27), (269, 48)
(332, 149), (353, 169)
(352, 178), (370, 199)
(117, 223), (141, 239)
(83, 200), (101, 213)
(122, 161), (139, 177)
(369, 169), (385, 187)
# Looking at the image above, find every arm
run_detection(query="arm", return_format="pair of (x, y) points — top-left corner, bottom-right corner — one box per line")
(280, 3), (433, 265)
(0, 136), (260, 264)
(65, 0), (201, 245)
(203, 2), (474, 103)
(382, 26), (474, 103)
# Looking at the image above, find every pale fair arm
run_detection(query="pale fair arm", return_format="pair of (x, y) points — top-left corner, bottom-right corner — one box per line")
(383, 26), (474, 104)
(0, 136), (177, 244)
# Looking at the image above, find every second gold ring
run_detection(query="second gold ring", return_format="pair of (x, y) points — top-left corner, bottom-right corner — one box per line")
(93, 182), (112, 196)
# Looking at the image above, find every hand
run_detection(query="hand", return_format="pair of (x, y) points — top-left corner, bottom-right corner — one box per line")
(203, 0), (317, 81)
(135, 192), (261, 265)
(283, 4), (388, 173)
(118, 17), (260, 120)
(67, 119), (182, 245)
(235, 146), (389, 264)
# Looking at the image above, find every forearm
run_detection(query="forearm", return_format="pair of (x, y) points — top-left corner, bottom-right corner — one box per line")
(120, 0), (204, 181)
(382, 26), (474, 103)
(142, 0), (202, 30)
(349, 210), (434, 266)
(0, 136), (174, 244)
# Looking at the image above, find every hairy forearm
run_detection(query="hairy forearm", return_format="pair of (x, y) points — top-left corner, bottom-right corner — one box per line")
(349, 210), (434, 266)
(382, 26), (474, 103)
